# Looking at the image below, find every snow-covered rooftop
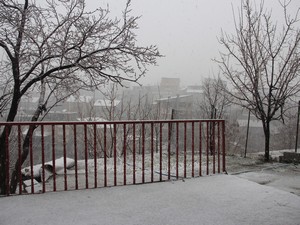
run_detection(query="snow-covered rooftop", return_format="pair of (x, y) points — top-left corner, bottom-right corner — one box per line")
(66, 95), (93, 103)
(77, 117), (107, 122)
(94, 99), (121, 107)
(155, 95), (192, 102)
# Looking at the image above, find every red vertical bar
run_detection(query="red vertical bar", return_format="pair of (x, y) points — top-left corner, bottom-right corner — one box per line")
(222, 120), (226, 172)
(113, 124), (117, 186)
(151, 122), (154, 182)
(159, 123), (162, 181)
(192, 122), (195, 177)
(63, 125), (67, 190)
(167, 122), (171, 180)
(199, 122), (202, 176)
(41, 125), (45, 193)
(184, 122), (187, 178)
(29, 127), (34, 194)
(52, 125), (56, 192)
(213, 121), (216, 174)
(217, 122), (221, 174)
(133, 123), (136, 184)
(176, 122), (179, 179)
(142, 123), (145, 183)
(93, 124), (97, 188)
(18, 125), (22, 194)
(123, 123), (127, 185)
(206, 121), (209, 176)
(104, 124), (107, 187)
(73, 125), (78, 190)
(84, 124), (88, 189)
(5, 127), (10, 196)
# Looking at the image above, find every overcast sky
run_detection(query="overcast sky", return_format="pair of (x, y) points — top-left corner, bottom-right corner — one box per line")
(89, 0), (300, 87)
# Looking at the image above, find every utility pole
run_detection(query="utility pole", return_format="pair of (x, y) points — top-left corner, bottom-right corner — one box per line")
(244, 110), (250, 158)
(295, 101), (300, 153)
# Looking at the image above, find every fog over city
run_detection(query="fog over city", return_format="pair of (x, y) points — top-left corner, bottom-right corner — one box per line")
(1, 2), (300, 217)
(88, 0), (300, 87)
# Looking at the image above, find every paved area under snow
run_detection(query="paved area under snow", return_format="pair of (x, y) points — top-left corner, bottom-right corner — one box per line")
(1, 175), (300, 225)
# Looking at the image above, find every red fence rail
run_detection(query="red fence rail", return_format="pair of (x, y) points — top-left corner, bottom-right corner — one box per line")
(0, 119), (226, 196)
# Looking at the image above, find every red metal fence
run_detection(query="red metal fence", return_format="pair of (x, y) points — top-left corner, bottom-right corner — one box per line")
(0, 119), (225, 196)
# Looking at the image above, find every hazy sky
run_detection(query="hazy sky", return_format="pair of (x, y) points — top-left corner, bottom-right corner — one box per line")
(90, 0), (300, 87)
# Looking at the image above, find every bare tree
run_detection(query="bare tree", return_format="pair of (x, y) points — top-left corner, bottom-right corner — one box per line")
(0, 0), (161, 194)
(198, 77), (231, 119)
(216, 0), (300, 161)
(196, 77), (231, 155)
(100, 84), (155, 156)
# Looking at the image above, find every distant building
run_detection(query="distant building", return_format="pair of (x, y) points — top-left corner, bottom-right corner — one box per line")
(154, 95), (193, 119)
(64, 95), (93, 117)
(160, 77), (180, 93)
(19, 96), (40, 112)
(94, 99), (121, 119)
(185, 85), (203, 94)
(94, 99), (121, 108)
(63, 95), (122, 119)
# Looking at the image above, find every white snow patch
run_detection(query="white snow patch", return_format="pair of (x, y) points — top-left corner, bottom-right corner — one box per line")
(21, 157), (75, 178)
(1, 175), (299, 225)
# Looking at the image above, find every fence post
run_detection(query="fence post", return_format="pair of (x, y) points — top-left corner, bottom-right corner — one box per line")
(5, 127), (10, 196)
(295, 100), (300, 153)
(222, 120), (226, 173)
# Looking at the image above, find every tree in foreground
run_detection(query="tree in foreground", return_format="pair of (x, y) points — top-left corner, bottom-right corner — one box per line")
(217, 0), (300, 161)
(0, 0), (161, 194)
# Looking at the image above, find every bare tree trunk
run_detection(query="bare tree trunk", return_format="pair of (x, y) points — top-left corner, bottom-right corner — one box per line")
(0, 89), (21, 194)
(0, 134), (8, 195)
(9, 110), (44, 193)
(263, 122), (271, 162)
(9, 125), (35, 194)
(9, 81), (46, 194)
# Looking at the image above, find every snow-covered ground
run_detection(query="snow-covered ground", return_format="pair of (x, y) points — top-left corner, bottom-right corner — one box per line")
(226, 151), (300, 196)
(1, 151), (299, 225)
(19, 152), (221, 192)
(1, 175), (299, 225)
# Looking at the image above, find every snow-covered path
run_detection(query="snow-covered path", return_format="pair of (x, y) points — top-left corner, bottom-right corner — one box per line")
(1, 175), (299, 225)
